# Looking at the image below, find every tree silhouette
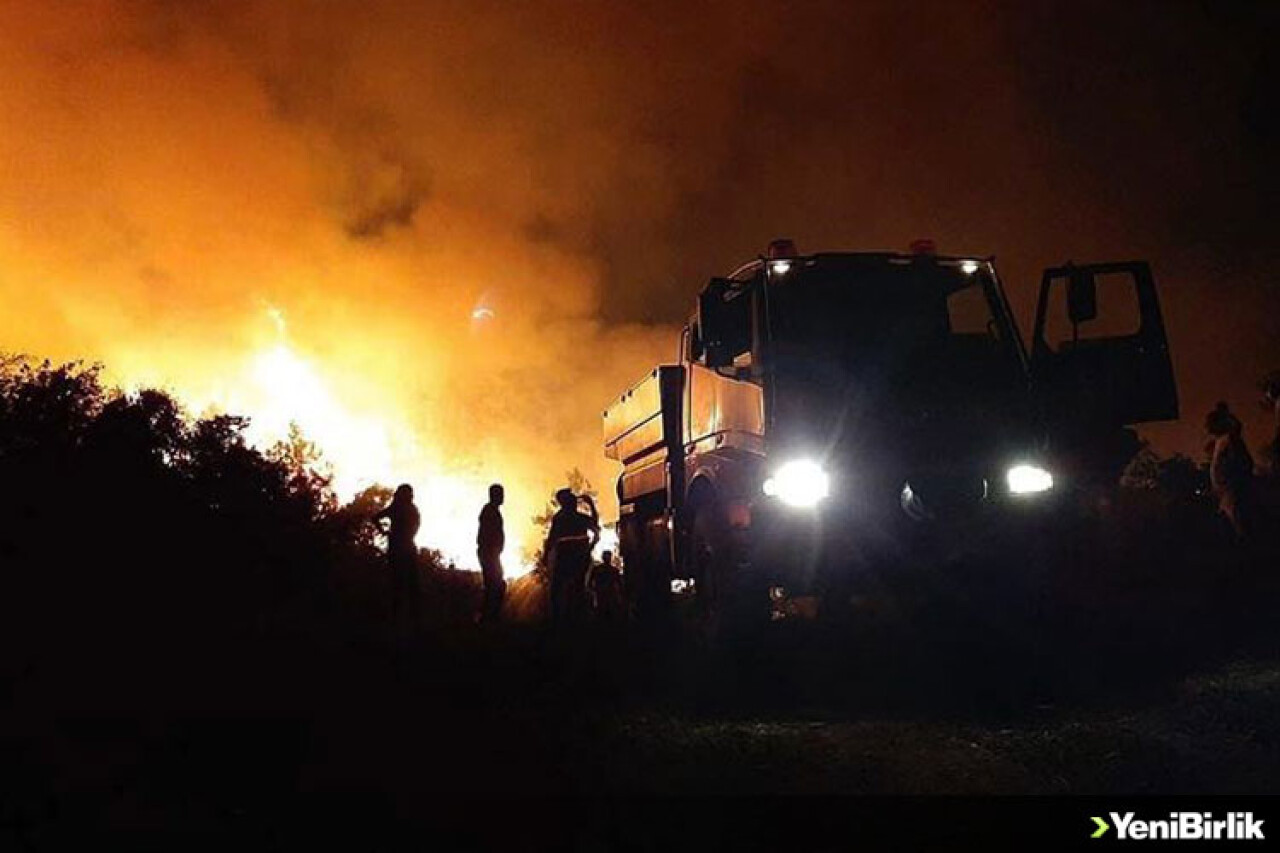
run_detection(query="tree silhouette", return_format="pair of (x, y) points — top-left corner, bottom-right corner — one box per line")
(1121, 440), (1206, 501)
(336, 484), (396, 554)
(0, 355), (436, 702)
(270, 422), (337, 520)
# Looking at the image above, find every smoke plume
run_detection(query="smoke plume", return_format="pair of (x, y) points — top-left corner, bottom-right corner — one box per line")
(1, 1), (1276, 562)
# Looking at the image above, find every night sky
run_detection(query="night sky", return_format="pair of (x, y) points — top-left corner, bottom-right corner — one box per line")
(1, 1), (1276, 552)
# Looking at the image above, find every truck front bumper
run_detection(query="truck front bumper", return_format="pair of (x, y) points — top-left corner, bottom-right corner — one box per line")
(744, 490), (1063, 594)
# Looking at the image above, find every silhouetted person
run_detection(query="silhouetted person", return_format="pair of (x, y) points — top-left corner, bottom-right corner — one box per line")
(477, 483), (506, 623)
(1260, 372), (1280, 477)
(544, 488), (598, 626)
(587, 549), (624, 623)
(1205, 403), (1257, 542)
(374, 483), (422, 636)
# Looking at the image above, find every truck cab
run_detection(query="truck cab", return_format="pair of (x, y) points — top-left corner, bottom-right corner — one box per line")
(604, 241), (1177, 621)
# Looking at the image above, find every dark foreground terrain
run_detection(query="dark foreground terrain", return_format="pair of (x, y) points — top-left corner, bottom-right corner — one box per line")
(6, 536), (1280, 845)
(3, 362), (1280, 846)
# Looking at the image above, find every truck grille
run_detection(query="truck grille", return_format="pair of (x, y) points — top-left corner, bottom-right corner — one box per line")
(899, 472), (988, 521)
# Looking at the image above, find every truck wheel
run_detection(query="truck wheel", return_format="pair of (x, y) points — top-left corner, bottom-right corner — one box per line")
(690, 500), (767, 640)
(622, 512), (672, 626)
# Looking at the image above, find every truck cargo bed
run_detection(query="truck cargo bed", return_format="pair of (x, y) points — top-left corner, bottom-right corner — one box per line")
(603, 365), (684, 466)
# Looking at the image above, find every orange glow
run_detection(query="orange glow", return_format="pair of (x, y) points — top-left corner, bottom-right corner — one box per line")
(0, 2), (675, 576)
(151, 309), (539, 575)
(0, 0), (1275, 483)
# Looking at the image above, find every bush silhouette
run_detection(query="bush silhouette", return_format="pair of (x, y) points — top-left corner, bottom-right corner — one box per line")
(0, 357), (449, 705)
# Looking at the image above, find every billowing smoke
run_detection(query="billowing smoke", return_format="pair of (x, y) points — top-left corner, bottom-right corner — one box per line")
(0, 1), (1276, 564)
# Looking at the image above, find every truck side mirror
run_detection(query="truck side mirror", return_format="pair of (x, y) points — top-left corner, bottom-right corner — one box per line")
(705, 344), (732, 369)
(1067, 267), (1098, 325)
(688, 323), (704, 361)
(698, 278), (734, 368)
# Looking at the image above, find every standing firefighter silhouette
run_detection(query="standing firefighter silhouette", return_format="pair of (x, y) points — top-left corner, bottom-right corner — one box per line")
(543, 488), (599, 626)
(476, 483), (506, 622)
(588, 550), (625, 623)
(373, 484), (422, 636)
(1206, 402), (1258, 542)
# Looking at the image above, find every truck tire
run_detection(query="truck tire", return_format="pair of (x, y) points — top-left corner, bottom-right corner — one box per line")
(689, 497), (768, 640)
(621, 510), (672, 625)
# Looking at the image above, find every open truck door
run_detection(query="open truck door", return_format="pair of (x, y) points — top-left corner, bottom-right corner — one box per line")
(1031, 261), (1178, 485)
(1031, 260), (1178, 427)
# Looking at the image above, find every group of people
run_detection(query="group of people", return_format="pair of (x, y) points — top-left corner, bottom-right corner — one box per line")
(540, 488), (624, 625)
(1203, 374), (1280, 543)
(370, 481), (623, 632)
(366, 374), (1280, 629)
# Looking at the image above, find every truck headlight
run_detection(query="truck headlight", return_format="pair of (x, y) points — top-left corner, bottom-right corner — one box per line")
(1006, 463), (1053, 495)
(762, 459), (830, 508)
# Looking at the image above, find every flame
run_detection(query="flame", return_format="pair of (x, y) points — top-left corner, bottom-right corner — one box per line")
(247, 342), (394, 496)
(149, 309), (535, 577)
(0, 1), (683, 584)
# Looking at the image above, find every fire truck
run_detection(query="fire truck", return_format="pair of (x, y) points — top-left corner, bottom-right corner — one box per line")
(602, 240), (1178, 624)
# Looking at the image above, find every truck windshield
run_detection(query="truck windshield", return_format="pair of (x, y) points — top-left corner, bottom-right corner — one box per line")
(766, 258), (1024, 401)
